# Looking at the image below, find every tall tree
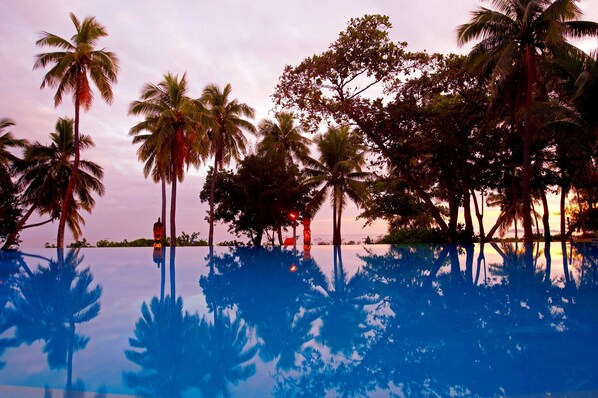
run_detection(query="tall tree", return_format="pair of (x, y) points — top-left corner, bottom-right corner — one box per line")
(2, 118), (105, 249)
(457, 0), (598, 245)
(201, 83), (256, 247)
(129, 73), (207, 246)
(34, 13), (118, 248)
(304, 126), (370, 245)
(272, 15), (467, 241)
(129, 125), (172, 244)
(257, 111), (311, 166)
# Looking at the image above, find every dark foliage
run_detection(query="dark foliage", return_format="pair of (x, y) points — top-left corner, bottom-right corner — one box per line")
(200, 153), (311, 246)
(0, 166), (22, 247)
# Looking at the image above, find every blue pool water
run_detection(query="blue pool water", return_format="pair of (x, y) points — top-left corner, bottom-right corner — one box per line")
(0, 243), (596, 397)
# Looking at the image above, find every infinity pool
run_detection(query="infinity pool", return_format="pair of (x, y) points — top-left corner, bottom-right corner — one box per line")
(0, 243), (596, 397)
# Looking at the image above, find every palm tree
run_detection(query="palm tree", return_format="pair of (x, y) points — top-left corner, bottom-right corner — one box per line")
(201, 83), (256, 247)
(2, 118), (104, 250)
(129, 73), (207, 246)
(485, 192), (541, 240)
(256, 111), (311, 244)
(34, 12), (118, 248)
(257, 111), (311, 166)
(457, 0), (598, 245)
(129, 125), (172, 244)
(303, 126), (370, 245)
(0, 118), (28, 171)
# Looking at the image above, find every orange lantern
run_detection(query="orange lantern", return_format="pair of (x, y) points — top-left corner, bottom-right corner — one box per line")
(302, 216), (311, 246)
(153, 217), (163, 247)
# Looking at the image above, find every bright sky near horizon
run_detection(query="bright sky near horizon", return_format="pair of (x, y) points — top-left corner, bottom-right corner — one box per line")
(2, 0), (597, 247)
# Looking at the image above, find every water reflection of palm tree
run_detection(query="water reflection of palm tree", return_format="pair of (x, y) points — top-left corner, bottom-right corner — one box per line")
(489, 243), (544, 288)
(195, 248), (266, 395)
(195, 313), (258, 398)
(125, 296), (202, 398)
(305, 246), (378, 356)
(200, 247), (313, 371)
(8, 249), (101, 390)
(126, 246), (201, 397)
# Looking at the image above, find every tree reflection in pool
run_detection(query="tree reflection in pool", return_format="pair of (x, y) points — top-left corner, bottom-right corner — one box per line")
(0, 242), (596, 397)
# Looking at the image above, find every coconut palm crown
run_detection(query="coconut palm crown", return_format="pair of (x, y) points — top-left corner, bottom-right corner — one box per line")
(257, 111), (311, 166)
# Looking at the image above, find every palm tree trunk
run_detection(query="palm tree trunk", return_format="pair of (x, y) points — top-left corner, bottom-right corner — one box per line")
(332, 191), (340, 245)
(521, 46), (534, 246)
(277, 225), (283, 246)
(2, 203), (37, 250)
(485, 206), (515, 242)
(471, 189), (485, 242)
(576, 190), (586, 234)
(208, 159), (218, 247)
(541, 190), (551, 243)
(463, 185), (474, 239)
(21, 219), (52, 229)
(170, 174), (177, 247)
(3, 170), (55, 249)
(560, 185), (568, 242)
(448, 197), (459, 241)
(57, 76), (82, 248)
(161, 175), (167, 245)
(532, 201), (540, 237)
(337, 203), (343, 245)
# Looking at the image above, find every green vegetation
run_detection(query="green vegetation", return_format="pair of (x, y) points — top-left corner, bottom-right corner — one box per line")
(200, 152), (310, 246)
(0, 118), (25, 245)
(1, 4), (598, 249)
(58, 232), (208, 247)
(274, 11), (598, 245)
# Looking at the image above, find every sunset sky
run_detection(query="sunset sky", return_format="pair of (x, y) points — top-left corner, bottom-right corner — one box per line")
(2, 0), (597, 247)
